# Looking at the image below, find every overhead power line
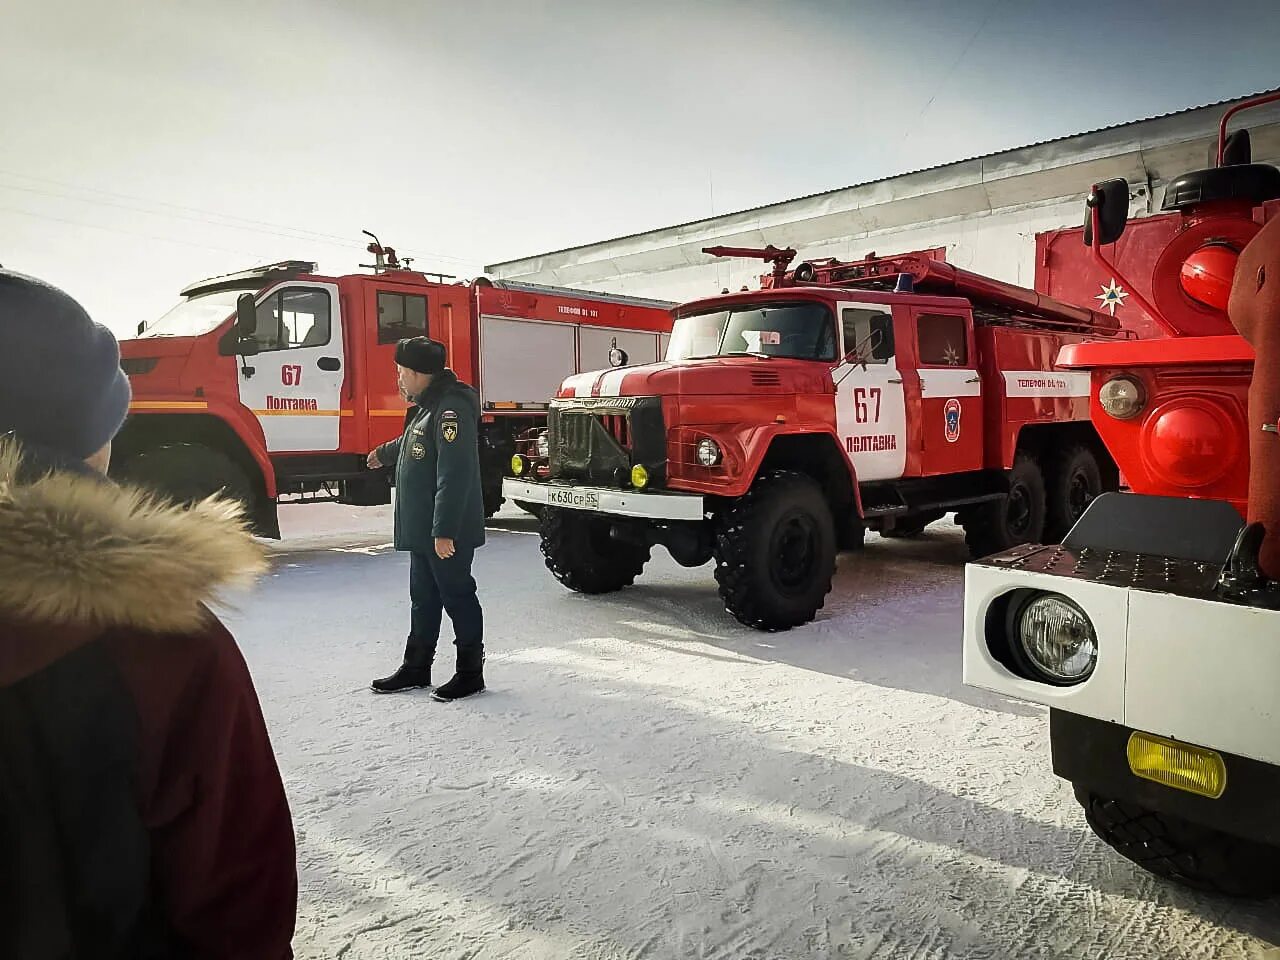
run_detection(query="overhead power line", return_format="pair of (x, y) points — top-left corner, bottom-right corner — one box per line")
(0, 203), (275, 259)
(0, 167), (484, 268)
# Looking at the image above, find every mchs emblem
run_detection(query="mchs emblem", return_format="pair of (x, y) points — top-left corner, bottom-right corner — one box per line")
(944, 398), (962, 443)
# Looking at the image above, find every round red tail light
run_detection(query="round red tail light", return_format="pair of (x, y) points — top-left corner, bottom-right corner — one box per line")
(1140, 399), (1239, 489)
(1178, 243), (1239, 311)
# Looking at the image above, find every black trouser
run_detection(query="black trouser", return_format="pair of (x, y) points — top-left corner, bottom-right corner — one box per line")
(404, 548), (484, 672)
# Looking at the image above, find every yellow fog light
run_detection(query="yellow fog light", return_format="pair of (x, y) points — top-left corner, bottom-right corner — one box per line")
(631, 464), (649, 489)
(1126, 732), (1227, 799)
(510, 454), (525, 476)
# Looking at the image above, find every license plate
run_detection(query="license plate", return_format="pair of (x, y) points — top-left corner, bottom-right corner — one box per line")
(547, 488), (600, 510)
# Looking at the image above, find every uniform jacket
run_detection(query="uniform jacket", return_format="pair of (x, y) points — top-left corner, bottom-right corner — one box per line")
(377, 369), (486, 552)
(0, 439), (297, 960)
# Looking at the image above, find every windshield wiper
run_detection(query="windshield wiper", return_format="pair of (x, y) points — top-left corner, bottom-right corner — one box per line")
(679, 351), (773, 360)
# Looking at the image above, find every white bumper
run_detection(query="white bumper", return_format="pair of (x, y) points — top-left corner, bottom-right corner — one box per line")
(963, 557), (1280, 767)
(502, 479), (705, 521)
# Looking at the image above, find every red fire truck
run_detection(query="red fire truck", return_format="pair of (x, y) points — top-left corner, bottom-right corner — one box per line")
(963, 93), (1280, 896)
(114, 239), (674, 537)
(504, 244), (1126, 631)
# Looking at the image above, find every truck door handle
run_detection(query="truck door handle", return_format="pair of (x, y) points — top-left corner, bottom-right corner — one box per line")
(965, 376), (981, 383)
(887, 377), (903, 383)
(318, 357), (341, 371)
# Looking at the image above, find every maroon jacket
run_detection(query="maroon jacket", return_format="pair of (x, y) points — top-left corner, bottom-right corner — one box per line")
(0, 441), (296, 959)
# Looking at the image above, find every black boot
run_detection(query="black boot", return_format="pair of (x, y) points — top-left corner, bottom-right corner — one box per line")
(431, 670), (484, 702)
(371, 664), (432, 694)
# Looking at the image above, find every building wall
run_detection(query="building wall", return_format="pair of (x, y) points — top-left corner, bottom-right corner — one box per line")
(488, 96), (1280, 305)
(573, 197), (1102, 304)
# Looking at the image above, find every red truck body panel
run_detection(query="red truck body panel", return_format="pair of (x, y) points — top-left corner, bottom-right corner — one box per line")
(119, 262), (673, 517)
(552, 252), (1122, 507)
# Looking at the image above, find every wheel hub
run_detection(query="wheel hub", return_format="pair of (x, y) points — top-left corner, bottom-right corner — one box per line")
(1007, 482), (1032, 537)
(1068, 469), (1094, 521)
(770, 512), (818, 593)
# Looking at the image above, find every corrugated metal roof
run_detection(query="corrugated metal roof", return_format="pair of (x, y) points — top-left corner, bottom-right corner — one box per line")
(487, 88), (1280, 271)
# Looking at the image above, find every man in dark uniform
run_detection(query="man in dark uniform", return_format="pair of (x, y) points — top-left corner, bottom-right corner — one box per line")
(368, 337), (487, 701)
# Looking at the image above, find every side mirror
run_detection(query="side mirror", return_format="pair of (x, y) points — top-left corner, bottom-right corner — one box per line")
(1083, 178), (1129, 247)
(236, 292), (258, 336)
(217, 295), (263, 357)
(218, 334), (262, 357)
(1222, 128), (1252, 167)
(844, 327), (886, 369)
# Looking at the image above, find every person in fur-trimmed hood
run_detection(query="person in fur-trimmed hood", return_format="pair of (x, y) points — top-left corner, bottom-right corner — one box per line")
(0, 270), (297, 959)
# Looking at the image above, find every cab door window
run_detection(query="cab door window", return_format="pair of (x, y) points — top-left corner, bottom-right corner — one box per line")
(253, 288), (331, 351)
(841, 306), (895, 364)
(916, 313), (969, 366)
(377, 291), (429, 344)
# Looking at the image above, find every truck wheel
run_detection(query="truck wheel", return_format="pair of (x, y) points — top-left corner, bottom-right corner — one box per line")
(482, 475), (504, 519)
(339, 473), (391, 507)
(1045, 444), (1104, 542)
(960, 453), (1046, 558)
(540, 507), (650, 593)
(713, 470), (836, 631)
(1076, 788), (1280, 899)
(113, 443), (255, 511)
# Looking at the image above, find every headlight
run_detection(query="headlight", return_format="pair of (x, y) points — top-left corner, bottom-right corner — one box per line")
(1013, 593), (1097, 684)
(696, 438), (722, 467)
(510, 454), (525, 476)
(1098, 375), (1146, 420)
(631, 464), (649, 489)
(536, 431), (550, 458)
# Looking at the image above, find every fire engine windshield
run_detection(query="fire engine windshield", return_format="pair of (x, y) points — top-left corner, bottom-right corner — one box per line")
(667, 302), (837, 362)
(140, 289), (244, 338)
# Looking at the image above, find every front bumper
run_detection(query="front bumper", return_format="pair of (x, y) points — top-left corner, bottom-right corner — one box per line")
(503, 478), (705, 521)
(1050, 710), (1280, 847)
(963, 548), (1280, 769)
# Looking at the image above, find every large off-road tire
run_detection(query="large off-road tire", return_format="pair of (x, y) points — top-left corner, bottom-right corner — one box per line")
(539, 507), (650, 594)
(1045, 444), (1105, 543)
(483, 487), (504, 519)
(1076, 788), (1280, 899)
(713, 470), (836, 631)
(481, 469), (505, 519)
(112, 442), (255, 511)
(339, 472), (391, 507)
(960, 453), (1047, 559)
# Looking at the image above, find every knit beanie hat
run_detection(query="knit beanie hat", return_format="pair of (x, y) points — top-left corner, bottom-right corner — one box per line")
(395, 336), (447, 375)
(0, 270), (132, 460)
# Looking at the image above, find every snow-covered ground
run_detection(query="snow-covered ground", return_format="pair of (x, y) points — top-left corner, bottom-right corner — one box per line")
(223, 503), (1280, 959)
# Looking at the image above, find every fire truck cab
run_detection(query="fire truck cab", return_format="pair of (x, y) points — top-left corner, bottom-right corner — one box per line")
(115, 241), (673, 536)
(506, 248), (1123, 631)
(963, 94), (1280, 897)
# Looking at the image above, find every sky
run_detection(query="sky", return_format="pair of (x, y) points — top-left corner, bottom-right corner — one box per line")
(3, 0), (1278, 335)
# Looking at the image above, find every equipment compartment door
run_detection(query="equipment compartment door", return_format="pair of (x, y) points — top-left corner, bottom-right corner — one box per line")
(237, 282), (345, 452)
(833, 303), (906, 481)
(910, 309), (982, 475)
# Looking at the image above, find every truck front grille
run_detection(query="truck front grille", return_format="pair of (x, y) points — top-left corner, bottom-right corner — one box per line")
(600, 414), (631, 449)
(548, 397), (664, 486)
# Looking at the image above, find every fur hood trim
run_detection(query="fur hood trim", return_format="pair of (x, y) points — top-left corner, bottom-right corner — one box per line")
(0, 439), (266, 633)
